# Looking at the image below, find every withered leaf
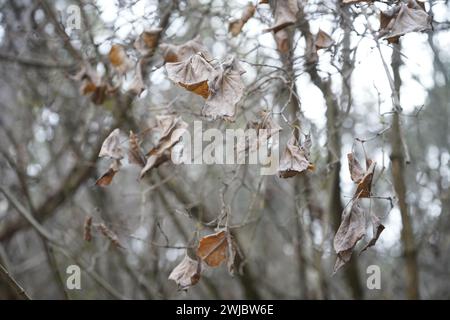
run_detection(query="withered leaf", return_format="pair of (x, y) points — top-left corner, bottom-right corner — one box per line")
(347, 152), (376, 198)
(197, 230), (236, 269)
(109, 44), (132, 74)
(128, 60), (145, 96)
(140, 115), (188, 178)
(333, 200), (366, 274)
(168, 254), (202, 290)
(242, 110), (282, 156)
(97, 222), (123, 248)
(315, 29), (334, 50)
(95, 159), (121, 187)
(278, 134), (314, 178)
(264, 0), (299, 33)
(360, 213), (385, 254)
(134, 28), (162, 56)
(74, 65), (110, 105)
(274, 29), (290, 53)
(229, 2), (256, 37)
(83, 215), (93, 242)
(379, 1), (431, 44)
(166, 53), (215, 99)
(202, 57), (245, 121)
(160, 36), (212, 63)
(354, 161), (375, 199)
(99, 129), (124, 160)
(128, 131), (145, 167)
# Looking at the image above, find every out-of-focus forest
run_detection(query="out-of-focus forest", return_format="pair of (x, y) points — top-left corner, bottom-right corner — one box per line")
(0, 0), (449, 300)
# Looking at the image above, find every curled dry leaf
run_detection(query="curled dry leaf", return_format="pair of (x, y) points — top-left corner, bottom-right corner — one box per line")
(96, 223), (123, 248)
(134, 28), (162, 56)
(128, 131), (145, 167)
(379, 0), (431, 44)
(109, 44), (132, 74)
(140, 115), (188, 178)
(73, 65), (110, 105)
(347, 152), (376, 198)
(278, 134), (314, 178)
(128, 60), (145, 96)
(168, 254), (202, 290)
(160, 36), (212, 63)
(196, 230), (236, 271)
(99, 128), (124, 160)
(95, 159), (121, 187)
(274, 29), (290, 53)
(264, 0), (299, 33)
(333, 200), (366, 274)
(166, 53), (215, 99)
(229, 2), (256, 37)
(315, 29), (334, 50)
(239, 110), (282, 156)
(83, 215), (93, 242)
(202, 57), (245, 121)
(360, 213), (385, 254)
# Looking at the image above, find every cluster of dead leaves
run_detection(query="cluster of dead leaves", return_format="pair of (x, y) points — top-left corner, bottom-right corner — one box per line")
(95, 115), (187, 185)
(169, 230), (238, 290)
(74, 28), (164, 103)
(164, 39), (245, 121)
(333, 151), (384, 273)
(343, 0), (431, 43)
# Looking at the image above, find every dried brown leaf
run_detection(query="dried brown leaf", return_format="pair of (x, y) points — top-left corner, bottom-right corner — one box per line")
(360, 213), (385, 254)
(229, 2), (256, 37)
(166, 53), (214, 99)
(97, 223), (123, 248)
(333, 200), (366, 273)
(278, 134), (314, 178)
(264, 0), (299, 33)
(202, 57), (245, 121)
(315, 29), (334, 50)
(169, 254), (201, 290)
(274, 29), (290, 53)
(379, 1), (431, 43)
(109, 44), (132, 74)
(160, 36), (212, 63)
(95, 159), (121, 187)
(140, 115), (188, 178)
(134, 28), (162, 55)
(83, 216), (93, 242)
(128, 131), (145, 167)
(99, 129), (124, 160)
(196, 230), (236, 269)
